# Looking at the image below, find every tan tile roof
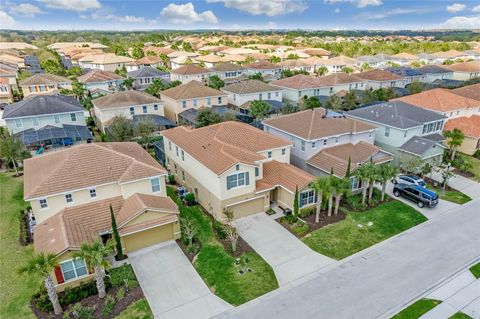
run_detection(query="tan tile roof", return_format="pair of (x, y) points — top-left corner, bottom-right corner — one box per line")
(90, 54), (134, 64)
(306, 141), (393, 177)
(263, 108), (377, 140)
(302, 48), (331, 57)
(93, 90), (161, 109)
(256, 160), (315, 193)
(391, 52), (419, 60)
(431, 50), (465, 59)
(160, 80), (225, 100)
(245, 61), (280, 70)
(162, 121), (290, 175)
(24, 142), (166, 199)
(452, 84), (480, 101)
(77, 69), (124, 84)
(270, 74), (324, 90)
(171, 64), (209, 75)
(317, 72), (364, 85)
(143, 46), (174, 55)
(356, 69), (405, 81)
(34, 194), (178, 255)
(221, 54), (246, 63)
(19, 73), (71, 86)
(195, 55), (223, 63)
(167, 51), (199, 58)
(222, 80), (280, 94)
(277, 59), (312, 68)
(393, 88), (480, 113)
(444, 115), (480, 138)
(209, 62), (246, 72)
(132, 56), (163, 65)
(316, 55), (358, 66)
(246, 53), (270, 61)
(442, 61), (480, 73)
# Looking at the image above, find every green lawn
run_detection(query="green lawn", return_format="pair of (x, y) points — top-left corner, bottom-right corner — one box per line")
(167, 186), (278, 305)
(425, 184), (472, 205)
(115, 298), (153, 319)
(458, 154), (480, 183)
(302, 200), (427, 260)
(391, 299), (441, 319)
(449, 312), (473, 319)
(0, 173), (38, 319)
(469, 262), (480, 279)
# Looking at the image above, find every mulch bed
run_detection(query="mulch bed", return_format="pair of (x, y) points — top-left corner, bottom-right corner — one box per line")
(424, 176), (456, 192)
(31, 286), (144, 319)
(278, 211), (346, 239)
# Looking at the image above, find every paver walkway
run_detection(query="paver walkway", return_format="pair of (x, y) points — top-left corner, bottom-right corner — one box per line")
(129, 241), (232, 319)
(234, 212), (335, 286)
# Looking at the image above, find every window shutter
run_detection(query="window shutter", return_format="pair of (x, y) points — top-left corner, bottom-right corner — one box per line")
(227, 176), (232, 190)
(54, 265), (64, 284)
(245, 172), (249, 186)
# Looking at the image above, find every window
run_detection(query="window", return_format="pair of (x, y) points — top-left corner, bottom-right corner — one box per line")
(182, 171), (185, 182)
(15, 119), (23, 128)
(275, 92), (279, 97)
(217, 97), (222, 104)
(89, 188), (96, 198)
(301, 140), (305, 152)
(384, 127), (390, 137)
(236, 164), (240, 171)
(281, 148), (286, 156)
(267, 92), (271, 99)
(267, 151), (272, 158)
(422, 124), (427, 134)
(404, 131), (407, 138)
(299, 190), (315, 207)
(226, 172), (249, 190)
(259, 93), (263, 100)
(154, 104), (158, 111)
(65, 193), (73, 204)
(312, 141), (316, 149)
(193, 99), (198, 107)
(32, 117), (39, 126)
(54, 114), (60, 123)
(335, 137), (339, 144)
(176, 146), (179, 157)
(70, 113), (77, 122)
(181, 150), (185, 161)
(207, 97), (211, 106)
(130, 107), (135, 115)
(60, 259), (88, 282)
(39, 198), (48, 209)
(298, 91), (302, 97)
(142, 106), (147, 114)
(255, 167), (259, 177)
(151, 177), (160, 193)
(182, 101), (187, 109)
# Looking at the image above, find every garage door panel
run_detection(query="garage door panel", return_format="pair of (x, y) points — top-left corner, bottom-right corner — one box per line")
(228, 198), (265, 219)
(123, 223), (174, 253)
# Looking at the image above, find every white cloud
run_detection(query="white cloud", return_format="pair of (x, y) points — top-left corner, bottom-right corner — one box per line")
(266, 21), (277, 28)
(37, 0), (101, 12)
(441, 15), (480, 28)
(334, 8), (340, 13)
(446, 3), (466, 13)
(0, 10), (15, 27)
(324, 0), (382, 8)
(472, 5), (480, 13)
(10, 3), (44, 17)
(160, 2), (218, 24)
(82, 11), (145, 23)
(207, 0), (307, 16)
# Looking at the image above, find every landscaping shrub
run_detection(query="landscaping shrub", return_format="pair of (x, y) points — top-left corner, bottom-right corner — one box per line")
(167, 174), (175, 184)
(64, 302), (96, 319)
(345, 194), (367, 211)
(34, 290), (54, 312)
(291, 221), (309, 236)
(473, 149), (480, 159)
(214, 220), (226, 239)
(109, 264), (136, 288)
(183, 193), (196, 205)
(116, 287), (126, 301)
(299, 206), (315, 218)
(102, 294), (116, 317)
(18, 209), (28, 245)
(60, 281), (99, 306)
(280, 214), (298, 225)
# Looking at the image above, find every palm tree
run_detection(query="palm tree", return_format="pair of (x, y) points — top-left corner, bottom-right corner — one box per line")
(444, 128), (465, 161)
(353, 164), (370, 205)
(376, 164), (398, 202)
(121, 77), (134, 90)
(323, 175), (335, 217)
(0, 129), (29, 176)
(73, 240), (114, 298)
(366, 162), (379, 204)
(331, 177), (351, 215)
(309, 176), (331, 223)
(19, 253), (63, 315)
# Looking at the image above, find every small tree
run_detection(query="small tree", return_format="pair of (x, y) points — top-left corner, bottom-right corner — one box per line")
(121, 77), (135, 90)
(135, 117), (156, 149)
(249, 100), (271, 119)
(407, 80), (423, 95)
(341, 66), (353, 75)
(208, 75), (225, 90)
(180, 217), (198, 247)
(360, 63), (372, 72)
(110, 205), (124, 259)
(377, 164), (398, 202)
(342, 90), (358, 110)
(293, 185), (299, 217)
(248, 73), (264, 82)
(345, 156), (352, 178)
(437, 164), (455, 191)
(444, 128), (464, 161)
(196, 108), (222, 127)
(222, 208), (239, 253)
(131, 45), (144, 59)
(0, 129), (30, 175)
(315, 66), (328, 76)
(420, 162), (433, 179)
(303, 96), (321, 109)
(107, 115), (134, 142)
(331, 176), (350, 215)
(325, 95), (342, 112)
(269, 56), (281, 64)
(353, 164), (370, 205)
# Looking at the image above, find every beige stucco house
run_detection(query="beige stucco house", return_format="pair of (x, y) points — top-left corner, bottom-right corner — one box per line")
(162, 121), (316, 220)
(28, 143), (179, 291)
(19, 74), (72, 97)
(170, 64), (211, 83)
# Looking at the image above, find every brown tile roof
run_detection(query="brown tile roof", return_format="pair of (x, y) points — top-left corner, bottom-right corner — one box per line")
(77, 69), (124, 84)
(256, 160), (315, 193)
(431, 50), (465, 59)
(118, 215), (178, 236)
(24, 142), (166, 199)
(19, 73), (71, 86)
(306, 141), (393, 177)
(444, 115), (480, 138)
(160, 80), (225, 100)
(442, 61), (480, 73)
(302, 48), (331, 57)
(317, 72), (364, 85)
(356, 69), (405, 81)
(245, 61), (280, 70)
(171, 64), (209, 75)
(162, 121), (291, 175)
(143, 46), (174, 55)
(92, 90), (161, 109)
(195, 55), (223, 63)
(209, 62), (246, 72)
(277, 59), (313, 68)
(263, 108), (377, 140)
(34, 194), (178, 255)
(270, 74), (324, 90)
(452, 84), (480, 102)
(393, 88), (480, 113)
(222, 79), (281, 94)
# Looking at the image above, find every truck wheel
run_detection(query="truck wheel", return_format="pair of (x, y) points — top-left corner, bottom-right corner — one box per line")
(394, 191), (400, 197)
(417, 201), (424, 208)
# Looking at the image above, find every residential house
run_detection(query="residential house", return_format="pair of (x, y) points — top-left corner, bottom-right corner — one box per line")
(270, 74), (324, 104)
(277, 59), (315, 74)
(463, 49), (480, 61)
(47, 42), (108, 51)
(302, 48), (331, 59)
(162, 121), (316, 219)
(168, 51), (199, 69)
(126, 56), (164, 72)
(416, 53), (436, 65)
(356, 53), (392, 69)
(77, 70), (124, 96)
(393, 88), (480, 120)
(222, 79), (283, 109)
(347, 101), (447, 166)
(92, 90), (170, 132)
(0, 53), (25, 69)
(262, 108), (391, 190)
(160, 80), (227, 123)
(417, 65), (453, 83)
(127, 67), (170, 90)
(385, 67), (427, 84)
(194, 55), (223, 69)
(170, 64), (210, 84)
(2, 95), (92, 149)
(208, 63), (247, 82)
(244, 61), (282, 81)
(390, 52), (419, 66)
(431, 50), (466, 64)
(20, 74), (72, 97)
(444, 115), (480, 155)
(315, 55), (358, 74)
(442, 61), (480, 81)
(356, 69), (407, 89)
(0, 65), (18, 91)
(452, 83), (480, 102)
(78, 54), (134, 72)
(28, 142), (179, 291)
(0, 77), (13, 103)
(315, 72), (366, 96)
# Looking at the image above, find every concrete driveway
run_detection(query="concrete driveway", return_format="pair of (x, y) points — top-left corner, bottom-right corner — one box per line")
(234, 213), (335, 286)
(129, 241), (232, 319)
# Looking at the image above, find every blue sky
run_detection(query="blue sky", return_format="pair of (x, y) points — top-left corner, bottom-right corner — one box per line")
(1, 0), (479, 30)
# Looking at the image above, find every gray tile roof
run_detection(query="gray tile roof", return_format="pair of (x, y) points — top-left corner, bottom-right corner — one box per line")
(418, 65), (452, 74)
(346, 101), (445, 129)
(398, 136), (441, 156)
(3, 95), (83, 119)
(127, 67), (169, 78)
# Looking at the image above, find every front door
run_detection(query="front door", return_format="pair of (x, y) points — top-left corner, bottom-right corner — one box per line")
(270, 188), (278, 205)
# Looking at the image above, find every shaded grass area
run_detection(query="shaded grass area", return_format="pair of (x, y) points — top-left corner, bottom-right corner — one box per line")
(426, 184), (472, 205)
(459, 154), (480, 183)
(115, 298), (153, 319)
(302, 200), (427, 260)
(449, 312), (473, 319)
(0, 173), (37, 319)
(469, 262), (480, 279)
(391, 299), (441, 319)
(167, 186), (278, 305)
